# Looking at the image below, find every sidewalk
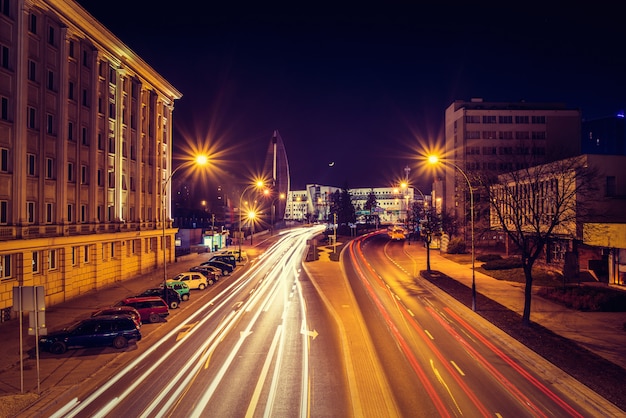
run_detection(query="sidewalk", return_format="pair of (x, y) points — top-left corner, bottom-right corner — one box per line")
(402, 242), (626, 371)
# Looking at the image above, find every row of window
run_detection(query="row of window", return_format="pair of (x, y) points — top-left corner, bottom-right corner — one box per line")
(465, 146), (546, 156)
(0, 201), (155, 226)
(465, 115), (547, 124)
(466, 131), (547, 140)
(0, 238), (161, 280)
(1, 147), (147, 186)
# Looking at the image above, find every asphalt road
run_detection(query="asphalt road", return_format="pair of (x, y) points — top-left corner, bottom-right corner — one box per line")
(342, 232), (612, 417)
(24, 227), (348, 418)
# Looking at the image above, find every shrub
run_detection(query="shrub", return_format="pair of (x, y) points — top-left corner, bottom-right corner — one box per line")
(482, 257), (523, 270)
(476, 254), (502, 262)
(537, 286), (626, 312)
(447, 237), (466, 254)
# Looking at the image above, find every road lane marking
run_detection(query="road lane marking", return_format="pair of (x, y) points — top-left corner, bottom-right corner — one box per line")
(450, 361), (465, 376)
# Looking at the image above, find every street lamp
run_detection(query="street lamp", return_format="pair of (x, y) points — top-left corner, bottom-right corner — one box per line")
(162, 154), (209, 305)
(428, 155), (476, 311)
(267, 192), (285, 235)
(238, 180), (264, 261)
(247, 210), (257, 245)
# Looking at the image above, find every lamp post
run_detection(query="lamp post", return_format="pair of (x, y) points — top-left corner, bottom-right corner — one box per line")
(268, 192), (285, 235)
(238, 180), (264, 261)
(162, 155), (208, 304)
(428, 155), (476, 311)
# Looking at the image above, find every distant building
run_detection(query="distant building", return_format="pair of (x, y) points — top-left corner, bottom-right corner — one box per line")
(285, 185), (418, 225)
(441, 98), (581, 245)
(581, 111), (626, 156)
(0, 0), (180, 316)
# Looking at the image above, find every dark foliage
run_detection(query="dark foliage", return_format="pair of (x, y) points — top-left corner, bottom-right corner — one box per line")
(446, 237), (466, 254)
(482, 257), (523, 270)
(476, 254), (503, 262)
(537, 286), (626, 312)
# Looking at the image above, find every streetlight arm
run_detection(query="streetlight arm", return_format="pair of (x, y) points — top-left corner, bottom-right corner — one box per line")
(428, 156), (476, 311)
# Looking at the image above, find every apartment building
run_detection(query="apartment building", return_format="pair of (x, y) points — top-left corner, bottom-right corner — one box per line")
(440, 98), (581, 245)
(0, 0), (181, 318)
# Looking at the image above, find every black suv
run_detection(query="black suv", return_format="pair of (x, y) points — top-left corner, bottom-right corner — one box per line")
(39, 315), (142, 354)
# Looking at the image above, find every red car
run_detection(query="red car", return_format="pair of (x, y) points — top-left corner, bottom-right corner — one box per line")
(92, 305), (142, 327)
(114, 297), (169, 323)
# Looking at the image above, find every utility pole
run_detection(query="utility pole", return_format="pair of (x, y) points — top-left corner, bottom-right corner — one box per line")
(333, 213), (337, 254)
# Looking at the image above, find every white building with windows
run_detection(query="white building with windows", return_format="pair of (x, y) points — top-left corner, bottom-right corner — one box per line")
(440, 98), (581, 244)
(284, 184), (418, 225)
(0, 0), (181, 317)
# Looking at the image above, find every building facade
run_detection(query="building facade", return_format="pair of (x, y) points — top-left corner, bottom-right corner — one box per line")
(0, 0), (181, 317)
(441, 98), (581, 245)
(490, 154), (626, 281)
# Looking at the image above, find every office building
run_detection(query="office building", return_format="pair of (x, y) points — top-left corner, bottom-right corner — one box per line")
(440, 98), (581, 245)
(0, 0), (181, 317)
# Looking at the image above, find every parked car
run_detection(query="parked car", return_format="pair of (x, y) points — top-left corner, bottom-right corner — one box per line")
(188, 266), (219, 284)
(161, 281), (191, 301)
(135, 287), (181, 309)
(191, 265), (222, 278)
(39, 315), (141, 354)
(215, 249), (247, 261)
(200, 259), (234, 275)
(208, 254), (237, 268)
(170, 272), (209, 290)
(91, 306), (142, 327)
(115, 297), (170, 323)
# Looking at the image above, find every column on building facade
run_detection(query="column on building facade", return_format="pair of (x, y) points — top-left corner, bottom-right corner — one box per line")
(13, 2), (28, 232)
(131, 78), (142, 226)
(113, 65), (124, 223)
(88, 49), (100, 229)
(57, 27), (69, 229)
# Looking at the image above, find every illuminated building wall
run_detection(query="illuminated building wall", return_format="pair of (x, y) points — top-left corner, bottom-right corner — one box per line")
(0, 0), (181, 314)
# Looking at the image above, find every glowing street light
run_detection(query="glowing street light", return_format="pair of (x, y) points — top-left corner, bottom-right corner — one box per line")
(428, 155), (476, 311)
(162, 154), (209, 305)
(266, 191), (285, 235)
(239, 180), (264, 261)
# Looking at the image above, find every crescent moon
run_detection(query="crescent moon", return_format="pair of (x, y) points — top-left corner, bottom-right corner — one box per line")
(329, 162), (335, 167)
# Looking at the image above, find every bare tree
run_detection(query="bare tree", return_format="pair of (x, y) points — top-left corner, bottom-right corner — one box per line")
(486, 155), (599, 325)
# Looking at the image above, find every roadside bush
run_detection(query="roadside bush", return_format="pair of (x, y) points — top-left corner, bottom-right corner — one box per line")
(446, 237), (466, 254)
(537, 286), (626, 312)
(476, 254), (502, 262)
(482, 257), (523, 270)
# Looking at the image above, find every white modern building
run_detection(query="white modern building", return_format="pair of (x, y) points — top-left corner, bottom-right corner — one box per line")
(285, 184), (419, 225)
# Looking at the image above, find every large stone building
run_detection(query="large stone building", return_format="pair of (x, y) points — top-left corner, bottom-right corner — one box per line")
(0, 0), (181, 318)
(439, 98), (581, 245)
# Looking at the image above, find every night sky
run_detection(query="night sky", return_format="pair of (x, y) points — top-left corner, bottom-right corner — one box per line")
(75, 1), (625, 191)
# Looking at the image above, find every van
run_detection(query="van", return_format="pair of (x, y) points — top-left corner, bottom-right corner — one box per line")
(115, 297), (169, 323)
